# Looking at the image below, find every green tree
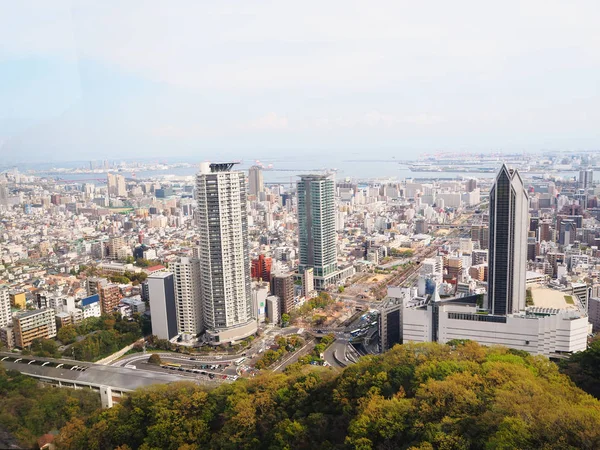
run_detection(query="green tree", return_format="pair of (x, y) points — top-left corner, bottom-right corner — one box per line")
(281, 313), (290, 326)
(147, 354), (162, 365)
(57, 325), (78, 345)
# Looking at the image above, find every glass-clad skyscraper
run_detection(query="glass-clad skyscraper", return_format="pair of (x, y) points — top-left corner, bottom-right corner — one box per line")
(487, 164), (528, 315)
(297, 174), (337, 281)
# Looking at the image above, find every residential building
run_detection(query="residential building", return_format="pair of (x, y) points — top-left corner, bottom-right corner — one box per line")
(13, 308), (57, 348)
(0, 286), (11, 328)
(80, 294), (102, 319)
(297, 173), (339, 289)
(195, 162), (256, 344)
(107, 237), (126, 260)
(0, 326), (15, 350)
(98, 283), (122, 315)
(471, 224), (489, 250)
(266, 295), (280, 324)
(303, 267), (315, 298)
(272, 273), (295, 314)
(148, 272), (178, 340)
(107, 173), (127, 197)
(171, 257), (203, 336)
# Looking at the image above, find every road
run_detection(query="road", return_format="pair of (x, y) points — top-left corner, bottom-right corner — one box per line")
(271, 338), (315, 372)
(322, 338), (350, 369)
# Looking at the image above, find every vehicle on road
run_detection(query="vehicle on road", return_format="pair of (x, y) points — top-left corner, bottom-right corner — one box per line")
(234, 357), (246, 366)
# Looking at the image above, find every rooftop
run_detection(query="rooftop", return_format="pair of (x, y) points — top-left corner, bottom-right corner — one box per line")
(529, 286), (579, 310)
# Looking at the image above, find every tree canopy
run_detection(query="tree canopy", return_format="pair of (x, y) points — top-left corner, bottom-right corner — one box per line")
(55, 341), (600, 450)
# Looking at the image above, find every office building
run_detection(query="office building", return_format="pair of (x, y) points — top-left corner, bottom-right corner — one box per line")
(487, 164), (528, 315)
(13, 308), (57, 348)
(400, 290), (588, 357)
(148, 272), (178, 340)
(248, 165), (264, 196)
(378, 290), (404, 352)
(196, 162), (256, 344)
(171, 257), (203, 336)
(0, 286), (11, 329)
(579, 169), (594, 189)
(298, 174), (338, 289)
(559, 220), (576, 246)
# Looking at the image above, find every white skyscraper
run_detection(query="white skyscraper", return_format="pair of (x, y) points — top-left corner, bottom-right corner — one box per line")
(171, 257), (203, 336)
(0, 286), (11, 328)
(248, 165), (264, 196)
(196, 162), (257, 344)
(487, 164), (528, 315)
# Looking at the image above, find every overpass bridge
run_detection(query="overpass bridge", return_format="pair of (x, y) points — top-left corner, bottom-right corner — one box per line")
(0, 352), (191, 408)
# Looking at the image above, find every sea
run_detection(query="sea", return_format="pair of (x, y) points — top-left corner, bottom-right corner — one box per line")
(4, 155), (585, 185)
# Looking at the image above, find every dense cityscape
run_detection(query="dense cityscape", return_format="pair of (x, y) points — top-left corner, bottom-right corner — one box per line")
(3, 1), (600, 448)
(2, 151), (600, 447)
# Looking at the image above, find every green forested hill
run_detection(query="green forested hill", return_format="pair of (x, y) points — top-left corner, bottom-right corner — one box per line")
(55, 341), (600, 450)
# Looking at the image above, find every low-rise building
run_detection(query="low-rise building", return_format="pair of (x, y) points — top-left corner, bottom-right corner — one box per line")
(13, 308), (57, 348)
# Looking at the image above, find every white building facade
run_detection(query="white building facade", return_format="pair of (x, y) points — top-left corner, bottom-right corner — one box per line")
(196, 162), (257, 344)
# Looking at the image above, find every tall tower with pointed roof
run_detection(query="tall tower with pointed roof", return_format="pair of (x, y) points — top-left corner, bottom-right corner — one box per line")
(487, 164), (528, 315)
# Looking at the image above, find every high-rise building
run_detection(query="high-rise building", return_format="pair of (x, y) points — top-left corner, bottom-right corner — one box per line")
(196, 162), (256, 344)
(171, 257), (203, 336)
(0, 286), (11, 329)
(272, 273), (295, 314)
(487, 164), (528, 315)
(470, 224), (489, 250)
(0, 183), (9, 207)
(298, 174), (337, 289)
(98, 283), (121, 315)
(466, 179), (477, 193)
(107, 173), (127, 197)
(107, 236), (125, 259)
(251, 254), (272, 282)
(559, 220), (576, 246)
(248, 165), (264, 196)
(148, 272), (178, 340)
(579, 169), (594, 189)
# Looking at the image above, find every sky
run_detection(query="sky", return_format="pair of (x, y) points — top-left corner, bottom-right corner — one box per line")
(1, 1), (599, 163)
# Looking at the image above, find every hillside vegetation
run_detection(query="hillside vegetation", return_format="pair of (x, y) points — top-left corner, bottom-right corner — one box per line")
(55, 341), (600, 450)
